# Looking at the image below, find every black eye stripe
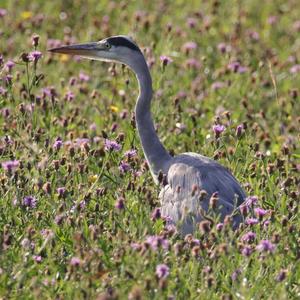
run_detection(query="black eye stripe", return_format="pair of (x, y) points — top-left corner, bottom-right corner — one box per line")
(106, 36), (141, 52)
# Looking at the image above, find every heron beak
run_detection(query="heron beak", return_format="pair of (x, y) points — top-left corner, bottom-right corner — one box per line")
(48, 42), (101, 57)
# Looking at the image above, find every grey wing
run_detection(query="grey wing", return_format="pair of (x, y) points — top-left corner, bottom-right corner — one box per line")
(159, 155), (246, 235)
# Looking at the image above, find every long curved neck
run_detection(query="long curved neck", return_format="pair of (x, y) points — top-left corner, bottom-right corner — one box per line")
(128, 54), (171, 182)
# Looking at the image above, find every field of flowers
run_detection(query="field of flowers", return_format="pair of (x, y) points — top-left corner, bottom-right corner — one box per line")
(0, 1), (299, 299)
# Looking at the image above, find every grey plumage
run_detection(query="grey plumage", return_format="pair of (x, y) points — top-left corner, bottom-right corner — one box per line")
(49, 35), (246, 235)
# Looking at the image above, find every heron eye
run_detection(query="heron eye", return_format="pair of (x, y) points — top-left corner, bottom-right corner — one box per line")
(105, 42), (111, 49)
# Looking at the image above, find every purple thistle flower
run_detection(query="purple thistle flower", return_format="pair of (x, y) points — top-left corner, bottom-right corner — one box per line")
(211, 81), (225, 91)
(241, 245), (252, 257)
(70, 257), (81, 266)
(115, 197), (125, 210)
(79, 72), (90, 82)
(32, 35), (40, 47)
(156, 264), (170, 279)
(75, 138), (90, 147)
(124, 149), (137, 158)
(0, 8), (7, 17)
(290, 64), (300, 74)
(145, 235), (169, 251)
(245, 196), (258, 207)
(53, 138), (63, 150)
(4, 60), (15, 73)
(245, 218), (259, 226)
(231, 269), (242, 281)
(151, 207), (161, 221)
(119, 161), (131, 173)
(236, 124), (244, 137)
(29, 51), (42, 62)
(104, 139), (121, 152)
(213, 124), (225, 138)
(5, 75), (13, 85)
(33, 255), (42, 263)
(254, 207), (268, 218)
(228, 61), (248, 73)
(65, 91), (75, 101)
(89, 123), (97, 131)
(1, 160), (19, 172)
(216, 223), (224, 231)
(0, 86), (7, 96)
(182, 41), (197, 54)
(185, 58), (201, 69)
(57, 187), (66, 197)
(241, 231), (256, 243)
(276, 269), (287, 282)
(160, 55), (173, 66)
(217, 43), (231, 54)
(256, 240), (276, 253)
(23, 196), (37, 208)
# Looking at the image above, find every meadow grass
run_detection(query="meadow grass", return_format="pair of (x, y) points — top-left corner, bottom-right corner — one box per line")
(0, 1), (299, 299)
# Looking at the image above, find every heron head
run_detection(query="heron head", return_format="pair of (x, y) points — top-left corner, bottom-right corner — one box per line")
(48, 35), (143, 66)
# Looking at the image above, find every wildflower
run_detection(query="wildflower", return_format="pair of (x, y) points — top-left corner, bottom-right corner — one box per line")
(0, 54), (3, 65)
(110, 105), (119, 112)
(245, 218), (259, 225)
(160, 55), (173, 67)
(75, 138), (89, 147)
(267, 16), (278, 25)
(241, 231), (256, 243)
(187, 17), (197, 28)
(236, 124), (244, 137)
(216, 223), (224, 231)
(227, 61), (248, 73)
(276, 269), (287, 282)
(231, 269), (242, 281)
(5, 75), (13, 85)
(241, 245), (252, 257)
(21, 11), (33, 20)
(104, 139), (121, 152)
(185, 58), (201, 69)
(124, 149), (137, 158)
(4, 60), (15, 72)
(115, 197), (125, 210)
(32, 34), (40, 47)
(65, 91), (74, 101)
(254, 207), (268, 218)
(245, 196), (258, 207)
(212, 124), (225, 138)
(156, 264), (170, 279)
(29, 51), (42, 62)
(1, 160), (19, 172)
(89, 123), (97, 131)
(182, 41), (197, 54)
(145, 235), (169, 251)
(23, 196), (37, 208)
(290, 64), (300, 74)
(53, 138), (63, 150)
(256, 240), (276, 253)
(70, 257), (81, 266)
(33, 255), (42, 263)
(0, 8), (7, 17)
(119, 161), (131, 173)
(151, 208), (161, 221)
(211, 81), (225, 91)
(79, 72), (90, 82)
(21, 238), (31, 248)
(0, 86), (7, 96)
(217, 43), (231, 54)
(57, 187), (66, 198)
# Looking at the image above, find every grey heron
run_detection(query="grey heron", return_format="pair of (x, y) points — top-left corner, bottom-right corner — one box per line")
(49, 35), (246, 235)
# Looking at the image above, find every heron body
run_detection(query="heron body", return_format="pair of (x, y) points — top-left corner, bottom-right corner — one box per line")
(50, 35), (246, 235)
